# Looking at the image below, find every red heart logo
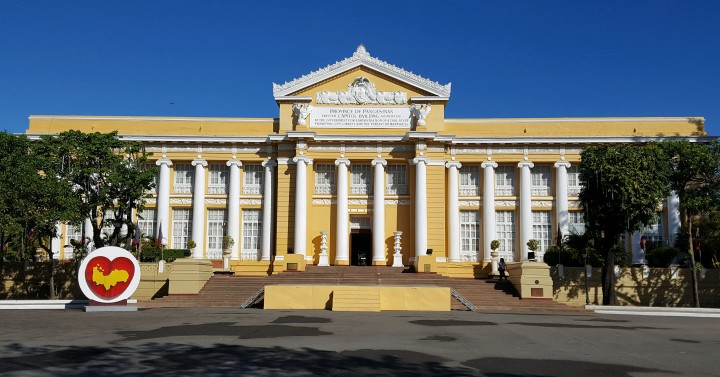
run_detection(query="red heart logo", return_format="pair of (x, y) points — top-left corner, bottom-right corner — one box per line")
(84, 256), (136, 300)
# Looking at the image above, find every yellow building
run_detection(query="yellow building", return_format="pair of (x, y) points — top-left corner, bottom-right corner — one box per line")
(28, 45), (705, 277)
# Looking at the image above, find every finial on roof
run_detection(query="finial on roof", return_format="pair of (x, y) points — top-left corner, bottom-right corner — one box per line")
(353, 44), (369, 58)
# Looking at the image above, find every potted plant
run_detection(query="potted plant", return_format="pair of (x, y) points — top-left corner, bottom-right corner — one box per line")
(222, 236), (234, 255)
(490, 240), (500, 258)
(186, 239), (196, 250)
(527, 239), (539, 261)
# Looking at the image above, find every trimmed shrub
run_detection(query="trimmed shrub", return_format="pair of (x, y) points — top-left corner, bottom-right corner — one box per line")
(645, 247), (681, 268)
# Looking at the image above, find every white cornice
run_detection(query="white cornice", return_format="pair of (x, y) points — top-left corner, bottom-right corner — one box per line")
(286, 131), (317, 139)
(410, 96), (450, 102)
(313, 134), (405, 142)
(451, 136), (715, 144)
(29, 115), (276, 123)
(275, 96), (312, 102)
(445, 117), (705, 124)
(272, 45), (451, 98)
(118, 135), (270, 143)
(406, 131), (438, 140)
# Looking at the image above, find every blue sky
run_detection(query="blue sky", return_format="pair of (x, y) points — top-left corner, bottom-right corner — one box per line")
(1, 1), (719, 135)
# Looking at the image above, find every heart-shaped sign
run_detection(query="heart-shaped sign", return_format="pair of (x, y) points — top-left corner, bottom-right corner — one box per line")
(78, 246), (141, 303)
(84, 255), (136, 300)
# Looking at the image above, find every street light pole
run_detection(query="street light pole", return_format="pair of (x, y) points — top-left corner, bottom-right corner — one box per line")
(584, 252), (590, 305)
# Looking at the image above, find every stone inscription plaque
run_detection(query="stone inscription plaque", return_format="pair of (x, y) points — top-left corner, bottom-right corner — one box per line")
(311, 106), (411, 129)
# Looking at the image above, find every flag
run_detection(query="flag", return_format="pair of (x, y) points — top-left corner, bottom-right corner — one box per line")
(28, 229), (34, 243)
(134, 220), (140, 246)
(694, 227), (701, 262)
(157, 222), (163, 248)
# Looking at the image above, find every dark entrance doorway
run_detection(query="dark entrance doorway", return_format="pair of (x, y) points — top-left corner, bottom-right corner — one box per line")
(351, 229), (372, 266)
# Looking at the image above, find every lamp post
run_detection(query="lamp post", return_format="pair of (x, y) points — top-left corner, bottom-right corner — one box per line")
(584, 251), (590, 305)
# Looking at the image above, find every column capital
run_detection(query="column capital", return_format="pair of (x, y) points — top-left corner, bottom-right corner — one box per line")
(372, 158), (387, 166)
(481, 161), (498, 169)
(293, 156), (313, 165)
(554, 161), (571, 169)
(335, 158), (351, 166)
(156, 158), (173, 167)
(445, 161), (462, 169)
(411, 157), (429, 165)
(518, 161), (534, 169)
(226, 159), (242, 167)
(191, 159), (208, 167)
(261, 159), (277, 168)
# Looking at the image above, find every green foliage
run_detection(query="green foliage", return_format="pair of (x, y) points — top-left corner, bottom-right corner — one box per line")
(186, 240), (197, 249)
(34, 131), (156, 249)
(543, 246), (584, 267)
(490, 240), (500, 251)
(138, 247), (189, 263)
(526, 239), (539, 252)
(223, 236), (234, 249)
(645, 247), (681, 268)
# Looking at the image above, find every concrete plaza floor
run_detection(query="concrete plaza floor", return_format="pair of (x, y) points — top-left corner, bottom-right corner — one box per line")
(0, 308), (717, 376)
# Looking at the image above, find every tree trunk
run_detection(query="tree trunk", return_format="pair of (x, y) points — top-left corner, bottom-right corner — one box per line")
(600, 235), (619, 306)
(48, 241), (56, 300)
(687, 219), (700, 308)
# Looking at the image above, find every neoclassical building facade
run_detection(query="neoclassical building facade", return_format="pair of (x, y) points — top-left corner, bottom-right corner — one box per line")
(28, 46), (702, 276)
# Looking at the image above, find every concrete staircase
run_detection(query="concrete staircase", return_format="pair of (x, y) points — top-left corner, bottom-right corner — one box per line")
(141, 266), (585, 313)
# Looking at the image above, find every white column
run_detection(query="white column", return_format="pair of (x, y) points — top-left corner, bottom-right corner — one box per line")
(518, 161), (534, 261)
(155, 158), (172, 247)
(667, 192), (681, 247)
(335, 158), (350, 264)
(482, 161), (498, 262)
(226, 159), (242, 260)
(631, 232), (644, 264)
(191, 159), (207, 259)
(554, 161), (571, 240)
(446, 161), (462, 262)
(372, 158), (387, 265)
(413, 157), (429, 256)
(52, 222), (62, 260)
(261, 159), (276, 261)
(293, 156), (312, 260)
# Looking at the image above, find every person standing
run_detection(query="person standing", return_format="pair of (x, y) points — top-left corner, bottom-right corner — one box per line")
(498, 258), (507, 281)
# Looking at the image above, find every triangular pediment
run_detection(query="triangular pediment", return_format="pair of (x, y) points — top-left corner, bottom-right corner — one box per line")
(272, 45), (451, 98)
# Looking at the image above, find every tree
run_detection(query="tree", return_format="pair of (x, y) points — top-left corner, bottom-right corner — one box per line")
(34, 131), (156, 250)
(579, 143), (670, 305)
(663, 140), (720, 307)
(0, 132), (83, 299)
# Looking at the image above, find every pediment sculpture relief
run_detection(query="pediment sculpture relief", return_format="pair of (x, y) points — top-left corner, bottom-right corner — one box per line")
(317, 77), (407, 105)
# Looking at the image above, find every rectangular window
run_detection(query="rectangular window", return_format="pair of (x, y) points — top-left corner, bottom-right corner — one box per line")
(532, 211), (553, 257)
(568, 211), (586, 235)
(64, 223), (83, 259)
(208, 163), (228, 194)
(171, 209), (192, 249)
(206, 209), (226, 260)
(101, 209), (116, 240)
(496, 211), (516, 262)
(642, 214), (664, 248)
(531, 166), (552, 196)
(241, 209), (262, 260)
(568, 166), (581, 196)
(459, 165), (480, 196)
(174, 163), (193, 194)
(243, 164), (263, 195)
(315, 164), (336, 195)
(495, 165), (515, 196)
(137, 209), (156, 239)
(460, 211), (480, 262)
(386, 164), (408, 195)
(351, 164), (372, 195)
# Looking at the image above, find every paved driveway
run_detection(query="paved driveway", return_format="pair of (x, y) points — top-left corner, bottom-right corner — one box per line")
(0, 308), (717, 376)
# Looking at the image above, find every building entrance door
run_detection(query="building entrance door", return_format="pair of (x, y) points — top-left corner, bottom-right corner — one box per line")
(351, 230), (372, 266)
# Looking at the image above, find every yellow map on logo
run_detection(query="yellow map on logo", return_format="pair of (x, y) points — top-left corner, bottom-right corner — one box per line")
(92, 265), (130, 291)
